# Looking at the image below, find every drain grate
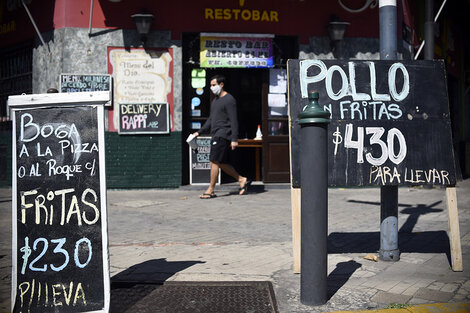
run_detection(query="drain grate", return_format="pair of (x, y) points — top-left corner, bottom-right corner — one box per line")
(110, 281), (278, 313)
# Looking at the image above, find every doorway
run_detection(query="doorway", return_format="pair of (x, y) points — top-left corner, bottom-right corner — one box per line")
(182, 33), (297, 184)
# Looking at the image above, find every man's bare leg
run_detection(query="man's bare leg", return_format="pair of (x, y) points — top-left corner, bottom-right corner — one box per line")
(219, 163), (248, 193)
(201, 161), (220, 197)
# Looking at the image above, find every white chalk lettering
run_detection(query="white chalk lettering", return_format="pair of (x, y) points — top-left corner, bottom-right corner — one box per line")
(369, 166), (402, 184)
(20, 188), (100, 226)
(59, 140), (99, 155)
(20, 237), (93, 274)
(17, 280), (87, 310)
(36, 143), (53, 157)
(342, 124), (407, 166)
(46, 159), (82, 180)
(19, 144), (29, 157)
(369, 167), (452, 185)
(326, 65), (349, 100)
(299, 60), (410, 102)
(20, 113), (81, 143)
(404, 168), (451, 185)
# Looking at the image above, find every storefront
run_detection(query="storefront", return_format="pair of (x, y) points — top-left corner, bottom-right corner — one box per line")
(181, 32), (297, 183)
(1, 0), (469, 187)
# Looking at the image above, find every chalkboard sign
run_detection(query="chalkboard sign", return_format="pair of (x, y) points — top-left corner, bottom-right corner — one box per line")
(189, 136), (220, 185)
(8, 92), (110, 313)
(60, 74), (112, 107)
(118, 102), (170, 134)
(288, 59), (456, 187)
(60, 74), (111, 93)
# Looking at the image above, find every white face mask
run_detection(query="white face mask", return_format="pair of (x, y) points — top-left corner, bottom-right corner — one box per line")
(210, 84), (221, 95)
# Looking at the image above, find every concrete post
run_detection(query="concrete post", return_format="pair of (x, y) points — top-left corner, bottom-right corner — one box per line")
(298, 91), (330, 305)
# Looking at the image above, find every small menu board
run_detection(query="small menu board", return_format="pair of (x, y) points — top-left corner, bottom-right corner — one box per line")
(189, 136), (220, 185)
(118, 103), (170, 135)
(8, 92), (110, 313)
(60, 74), (112, 106)
(60, 74), (111, 93)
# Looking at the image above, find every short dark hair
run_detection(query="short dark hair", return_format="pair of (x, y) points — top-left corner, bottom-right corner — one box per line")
(210, 75), (226, 85)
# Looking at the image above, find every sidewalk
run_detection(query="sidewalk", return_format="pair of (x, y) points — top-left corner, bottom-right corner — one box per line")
(1, 179), (470, 312)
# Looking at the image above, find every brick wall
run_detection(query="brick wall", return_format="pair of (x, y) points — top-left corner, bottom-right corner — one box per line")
(0, 131), (182, 188)
(105, 131), (182, 188)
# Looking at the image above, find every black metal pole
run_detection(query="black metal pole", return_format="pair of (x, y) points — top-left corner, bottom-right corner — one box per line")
(379, 0), (400, 261)
(298, 91), (330, 305)
(424, 0), (435, 60)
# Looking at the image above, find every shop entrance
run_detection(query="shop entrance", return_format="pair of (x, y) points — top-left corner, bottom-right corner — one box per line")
(182, 33), (295, 185)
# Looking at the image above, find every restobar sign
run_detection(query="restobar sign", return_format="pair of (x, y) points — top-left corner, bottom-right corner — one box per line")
(200, 33), (274, 68)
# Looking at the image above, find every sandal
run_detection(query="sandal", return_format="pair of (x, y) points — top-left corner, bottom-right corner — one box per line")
(200, 193), (217, 199)
(239, 180), (252, 195)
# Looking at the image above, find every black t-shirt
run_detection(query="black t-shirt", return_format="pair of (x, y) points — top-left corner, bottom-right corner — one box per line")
(199, 93), (239, 142)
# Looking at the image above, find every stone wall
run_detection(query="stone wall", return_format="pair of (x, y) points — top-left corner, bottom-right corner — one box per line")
(32, 28), (183, 131)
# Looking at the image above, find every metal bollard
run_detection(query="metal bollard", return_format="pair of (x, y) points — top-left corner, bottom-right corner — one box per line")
(297, 91), (330, 305)
(378, 0), (400, 262)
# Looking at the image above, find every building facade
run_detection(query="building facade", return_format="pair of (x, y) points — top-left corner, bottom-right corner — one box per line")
(1, 0), (469, 188)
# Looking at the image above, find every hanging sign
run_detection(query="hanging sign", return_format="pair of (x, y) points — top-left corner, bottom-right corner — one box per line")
(8, 92), (110, 313)
(288, 59), (456, 187)
(60, 74), (112, 106)
(200, 33), (274, 68)
(118, 102), (170, 134)
(60, 74), (112, 93)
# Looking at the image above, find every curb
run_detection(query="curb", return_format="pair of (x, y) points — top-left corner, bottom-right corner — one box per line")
(328, 302), (470, 313)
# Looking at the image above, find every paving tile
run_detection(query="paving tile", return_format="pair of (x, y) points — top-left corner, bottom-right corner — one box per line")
(407, 297), (434, 305)
(388, 281), (414, 294)
(414, 287), (454, 302)
(428, 281), (445, 291)
(440, 283), (460, 293)
(370, 291), (411, 304)
(402, 285), (421, 297)
(375, 280), (401, 292)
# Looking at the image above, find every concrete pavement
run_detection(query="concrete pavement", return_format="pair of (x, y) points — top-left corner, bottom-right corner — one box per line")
(1, 179), (470, 312)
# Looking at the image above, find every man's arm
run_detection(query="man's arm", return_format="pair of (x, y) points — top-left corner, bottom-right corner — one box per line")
(225, 96), (239, 145)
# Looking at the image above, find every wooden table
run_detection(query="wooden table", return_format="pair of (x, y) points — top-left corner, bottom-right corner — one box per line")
(238, 139), (263, 181)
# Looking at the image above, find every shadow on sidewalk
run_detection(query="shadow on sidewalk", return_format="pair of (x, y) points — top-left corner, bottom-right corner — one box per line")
(336, 199), (451, 263)
(111, 258), (205, 283)
(328, 231), (451, 263)
(328, 260), (362, 299)
(111, 258), (205, 312)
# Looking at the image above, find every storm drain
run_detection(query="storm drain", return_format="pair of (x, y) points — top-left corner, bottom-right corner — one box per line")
(110, 281), (279, 313)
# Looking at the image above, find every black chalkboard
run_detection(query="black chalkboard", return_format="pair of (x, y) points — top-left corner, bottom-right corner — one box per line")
(118, 102), (170, 134)
(189, 136), (220, 184)
(10, 102), (109, 312)
(60, 74), (112, 93)
(288, 59), (456, 187)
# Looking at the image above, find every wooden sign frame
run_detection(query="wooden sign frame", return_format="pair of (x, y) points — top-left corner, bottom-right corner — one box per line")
(287, 59), (463, 273)
(59, 74), (112, 106)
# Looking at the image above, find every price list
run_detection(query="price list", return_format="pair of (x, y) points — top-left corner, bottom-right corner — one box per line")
(11, 104), (109, 313)
(288, 59), (456, 187)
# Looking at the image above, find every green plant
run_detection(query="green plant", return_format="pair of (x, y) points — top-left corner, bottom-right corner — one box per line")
(385, 303), (411, 309)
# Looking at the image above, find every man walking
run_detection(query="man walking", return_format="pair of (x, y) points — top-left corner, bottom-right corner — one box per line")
(193, 75), (250, 199)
